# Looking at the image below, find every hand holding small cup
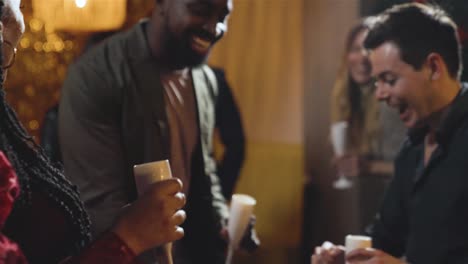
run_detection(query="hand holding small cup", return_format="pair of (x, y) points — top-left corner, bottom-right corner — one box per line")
(112, 178), (186, 256)
(132, 160), (183, 264)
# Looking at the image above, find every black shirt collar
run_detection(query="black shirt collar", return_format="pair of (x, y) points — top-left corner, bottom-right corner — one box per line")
(408, 83), (468, 147)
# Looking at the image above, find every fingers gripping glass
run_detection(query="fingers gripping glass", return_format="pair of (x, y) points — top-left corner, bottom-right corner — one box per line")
(2, 40), (17, 70)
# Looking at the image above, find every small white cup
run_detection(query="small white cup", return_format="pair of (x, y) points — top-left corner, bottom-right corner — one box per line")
(228, 194), (256, 249)
(134, 160), (172, 194)
(345, 234), (372, 253)
(133, 159), (174, 264)
(226, 194), (256, 264)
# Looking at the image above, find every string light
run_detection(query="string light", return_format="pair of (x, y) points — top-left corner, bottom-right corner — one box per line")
(8, 0), (153, 140)
(32, 0), (127, 31)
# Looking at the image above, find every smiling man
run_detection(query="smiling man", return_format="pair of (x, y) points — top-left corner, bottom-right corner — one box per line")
(59, 0), (240, 263)
(361, 3), (466, 264)
(312, 3), (468, 264)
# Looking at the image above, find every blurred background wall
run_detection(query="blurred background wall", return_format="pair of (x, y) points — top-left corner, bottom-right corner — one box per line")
(303, 0), (360, 260)
(209, 0), (304, 262)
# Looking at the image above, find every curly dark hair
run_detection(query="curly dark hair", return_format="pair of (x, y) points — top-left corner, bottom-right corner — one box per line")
(0, 1), (91, 262)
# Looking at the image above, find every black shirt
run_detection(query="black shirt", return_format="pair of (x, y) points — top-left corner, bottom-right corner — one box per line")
(369, 83), (468, 264)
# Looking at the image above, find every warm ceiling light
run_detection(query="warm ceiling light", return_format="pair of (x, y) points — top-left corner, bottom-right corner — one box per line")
(32, 0), (127, 32)
(75, 0), (87, 9)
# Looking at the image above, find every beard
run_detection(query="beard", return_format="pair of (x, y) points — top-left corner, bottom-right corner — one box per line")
(172, 43), (209, 68)
(163, 28), (212, 69)
(159, 19), (225, 69)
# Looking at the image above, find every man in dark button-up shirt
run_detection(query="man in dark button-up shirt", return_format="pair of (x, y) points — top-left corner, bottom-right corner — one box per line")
(313, 3), (468, 264)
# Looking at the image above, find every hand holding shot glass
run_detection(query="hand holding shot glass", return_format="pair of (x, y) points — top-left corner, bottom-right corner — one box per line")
(133, 160), (184, 264)
(330, 121), (353, 189)
(311, 235), (372, 264)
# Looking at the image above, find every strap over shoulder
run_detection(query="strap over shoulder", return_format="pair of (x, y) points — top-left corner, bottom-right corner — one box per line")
(200, 64), (219, 100)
